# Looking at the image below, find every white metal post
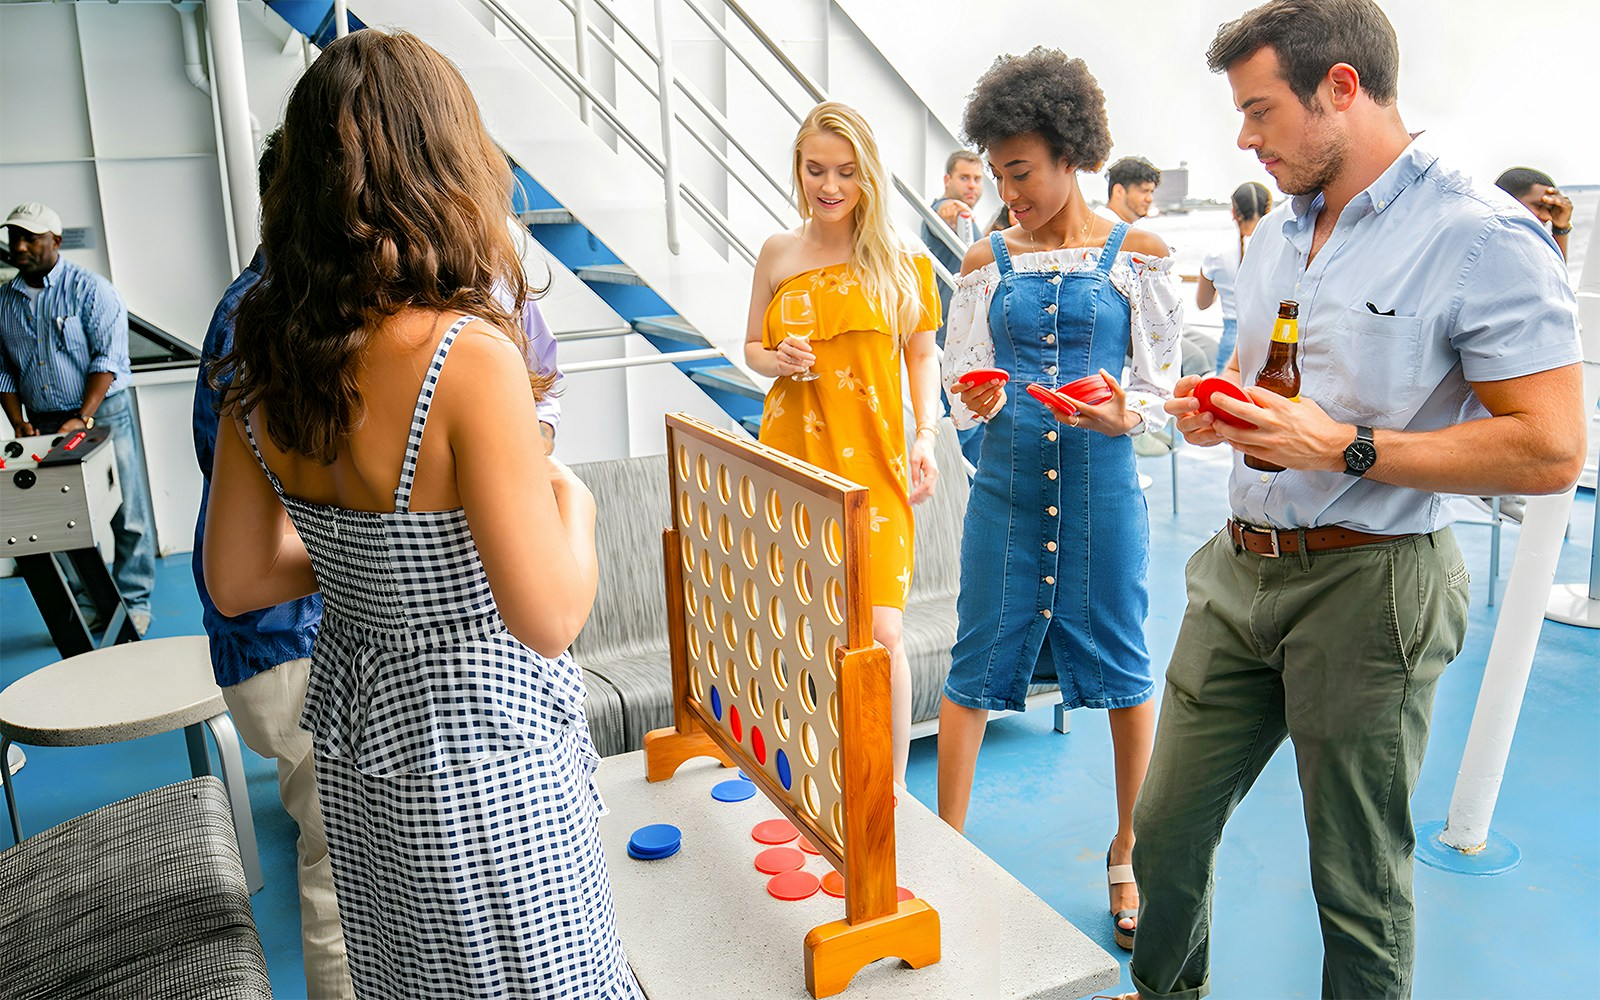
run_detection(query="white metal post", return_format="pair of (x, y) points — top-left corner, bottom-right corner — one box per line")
(204, 0), (258, 269)
(572, 0), (593, 125)
(1546, 198), (1600, 627)
(334, 0), (349, 39)
(652, 0), (681, 255)
(1418, 199), (1600, 875)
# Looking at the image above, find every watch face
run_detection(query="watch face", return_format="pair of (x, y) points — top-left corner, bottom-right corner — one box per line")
(1346, 440), (1377, 472)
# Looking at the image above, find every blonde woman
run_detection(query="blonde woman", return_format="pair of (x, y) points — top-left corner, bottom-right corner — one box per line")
(743, 101), (943, 784)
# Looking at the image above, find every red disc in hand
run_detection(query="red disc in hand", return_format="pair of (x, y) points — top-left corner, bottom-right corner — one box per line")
(1057, 373), (1115, 406)
(1194, 377), (1260, 429)
(956, 367), (1009, 387)
(1025, 383), (1079, 417)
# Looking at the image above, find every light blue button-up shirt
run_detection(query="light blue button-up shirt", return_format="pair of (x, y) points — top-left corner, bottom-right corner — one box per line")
(0, 257), (131, 413)
(1229, 140), (1581, 534)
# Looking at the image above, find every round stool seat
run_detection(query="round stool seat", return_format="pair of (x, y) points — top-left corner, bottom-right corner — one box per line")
(0, 636), (220, 747)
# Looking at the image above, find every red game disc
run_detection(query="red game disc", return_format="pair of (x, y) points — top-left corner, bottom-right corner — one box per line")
(797, 836), (823, 856)
(752, 819), (799, 845)
(897, 887), (915, 903)
(1057, 373), (1115, 406)
(1025, 382), (1079, 417)
(820, 870), (846, 898)
(754, 847), (807, 875)
(1193, 377), (1259, 428)
(956, 367), (1009, 387)
(767, 870), (822, 901)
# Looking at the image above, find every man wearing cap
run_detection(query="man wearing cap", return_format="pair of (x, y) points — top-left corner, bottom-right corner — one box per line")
(1, 202), (154, 634)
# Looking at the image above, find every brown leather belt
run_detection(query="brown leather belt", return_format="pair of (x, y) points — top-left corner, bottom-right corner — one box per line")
(1226, 518), (1415, 557)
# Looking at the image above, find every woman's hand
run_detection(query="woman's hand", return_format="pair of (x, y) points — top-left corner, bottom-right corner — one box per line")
(1056, 370), (1140, 437)
(772, 335), (816, 377)
(953, 377), (1007, 420)
(908, 433), (938, 504)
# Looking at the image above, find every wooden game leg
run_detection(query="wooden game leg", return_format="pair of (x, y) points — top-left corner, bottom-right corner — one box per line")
(642, 724), (734, 782)
(803, 900), (941, 998)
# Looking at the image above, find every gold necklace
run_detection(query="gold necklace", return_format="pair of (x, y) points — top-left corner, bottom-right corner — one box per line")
(1059, 211), (1095, 250)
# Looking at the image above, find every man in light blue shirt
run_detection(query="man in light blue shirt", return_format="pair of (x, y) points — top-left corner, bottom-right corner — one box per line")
(1125, 3), (1586, 999)
(0, 202), (155, 633)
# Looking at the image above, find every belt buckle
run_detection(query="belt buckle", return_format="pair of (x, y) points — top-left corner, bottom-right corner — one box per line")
(1264, 528), (1282, 557)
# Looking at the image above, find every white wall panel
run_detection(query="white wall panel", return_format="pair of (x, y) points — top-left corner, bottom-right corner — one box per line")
(0, 5), (94, 163)
(94, 157), (232, 347)
(75, 5), (218, 159)
(0, 161), (112, 279)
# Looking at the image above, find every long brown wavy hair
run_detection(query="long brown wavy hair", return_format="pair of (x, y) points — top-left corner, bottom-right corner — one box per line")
(215, 29), (548, 463)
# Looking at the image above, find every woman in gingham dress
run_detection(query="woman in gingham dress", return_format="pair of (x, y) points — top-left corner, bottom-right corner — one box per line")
(202, 31), (640, 999)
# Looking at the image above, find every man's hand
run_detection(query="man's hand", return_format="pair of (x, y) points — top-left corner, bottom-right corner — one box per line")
(57, 416), (87, 434)
(1542, 187), (1574, 231)
(936, 199), (969, 232)
(12, 420), (36, 437)
(952, 377), (1006, 420)
(1206, 388), (1350, 472)
(1163, 374), (1231, 448)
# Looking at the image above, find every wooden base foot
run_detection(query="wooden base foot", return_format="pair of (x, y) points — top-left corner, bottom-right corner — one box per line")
(803, 900), (940, 998)
(642, 727), (734, 782)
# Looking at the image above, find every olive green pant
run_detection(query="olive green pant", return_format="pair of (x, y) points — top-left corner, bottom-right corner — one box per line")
(1129, 528), (1470, 1000)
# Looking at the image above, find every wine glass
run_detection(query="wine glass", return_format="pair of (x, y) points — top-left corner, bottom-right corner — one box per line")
(780, 289), (819, 382)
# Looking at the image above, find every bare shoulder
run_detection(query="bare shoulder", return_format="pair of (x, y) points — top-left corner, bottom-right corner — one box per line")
(442, 318), (527, 384)
(1121, 228), (1171, 258)
(960, 235), (997, 276)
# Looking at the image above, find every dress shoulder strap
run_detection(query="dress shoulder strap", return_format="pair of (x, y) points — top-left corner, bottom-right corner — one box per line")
(989, 231), (1015, 278)
(393, 314), (477, 512)
(1098, 222), (1129, 274)
(241, 414), (284, 497)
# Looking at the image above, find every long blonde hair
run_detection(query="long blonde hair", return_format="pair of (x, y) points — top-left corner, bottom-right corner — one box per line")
(791, 102), (922, 339)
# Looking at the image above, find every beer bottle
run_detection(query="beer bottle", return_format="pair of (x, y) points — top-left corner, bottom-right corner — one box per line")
(1243, 299), (1301, 472)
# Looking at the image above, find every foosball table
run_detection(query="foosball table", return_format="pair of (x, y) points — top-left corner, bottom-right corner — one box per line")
(2, 428), (139, 654)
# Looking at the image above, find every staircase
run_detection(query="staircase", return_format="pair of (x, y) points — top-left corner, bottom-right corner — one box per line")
(267, 0), (970, 446)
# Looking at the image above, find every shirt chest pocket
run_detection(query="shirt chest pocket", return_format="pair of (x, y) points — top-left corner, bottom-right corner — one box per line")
(56, 316), (87, 355)
(1317, 307), (1422, 421)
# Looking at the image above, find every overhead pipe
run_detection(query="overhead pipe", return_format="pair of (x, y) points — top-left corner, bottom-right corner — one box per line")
(178, 5), (262, 150)
(204, 0), (260, 268)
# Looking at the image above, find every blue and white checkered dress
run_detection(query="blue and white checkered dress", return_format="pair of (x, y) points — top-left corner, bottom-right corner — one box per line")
(245, 316), (641, 999)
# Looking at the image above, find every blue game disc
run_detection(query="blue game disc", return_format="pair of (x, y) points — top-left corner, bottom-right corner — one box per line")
(776, 749), (792, 790)
(711, 778), (757, 802)
(627, 842), (681, 861)
(738, 769), (754, 782)
(628, 823), (682, 854)
(710, 685), (722, 720)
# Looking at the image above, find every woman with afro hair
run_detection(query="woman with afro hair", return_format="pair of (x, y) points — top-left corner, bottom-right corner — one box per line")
(936, 48), (1182, 953)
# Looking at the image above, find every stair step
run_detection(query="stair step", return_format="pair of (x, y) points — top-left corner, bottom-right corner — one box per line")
(553, 325), (636, 343)
(738, 414), (762, 437)
(632, 315), (710, 348)
(688, 365), (766, 402)
(575, 264), (646, 286)
(519, 208), (576, 226)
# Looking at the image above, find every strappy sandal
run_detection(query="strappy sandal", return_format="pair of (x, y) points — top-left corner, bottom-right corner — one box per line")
(1107, 841), (1138, 951)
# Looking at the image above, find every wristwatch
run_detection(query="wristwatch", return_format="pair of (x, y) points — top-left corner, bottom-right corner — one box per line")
(1551, 223), (1573, 236)
(76, 412), (95, 430)
(1343, 425), (1376, 477)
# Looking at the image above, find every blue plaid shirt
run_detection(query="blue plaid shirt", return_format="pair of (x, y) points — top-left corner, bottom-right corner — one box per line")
(192, 251), (321, 688)
(0, 258), (130, 411)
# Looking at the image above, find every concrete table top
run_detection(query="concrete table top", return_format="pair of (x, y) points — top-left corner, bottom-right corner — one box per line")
(0, 635), (221, 745)
(594, 751), (1119, 999)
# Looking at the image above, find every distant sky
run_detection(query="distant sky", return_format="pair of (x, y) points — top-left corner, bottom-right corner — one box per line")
(838, 0), (1598, 202)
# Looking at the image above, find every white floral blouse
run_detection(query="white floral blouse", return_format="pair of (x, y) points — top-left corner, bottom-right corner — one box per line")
(940, 247), (1183, 432)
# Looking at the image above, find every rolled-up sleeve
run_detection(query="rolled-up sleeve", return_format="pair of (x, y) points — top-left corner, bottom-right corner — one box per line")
(939, 267), (997, 429)
(1122, 254), (1181, 434)
(1451, 215), (1581, 383)
(85, 277), (129, 377)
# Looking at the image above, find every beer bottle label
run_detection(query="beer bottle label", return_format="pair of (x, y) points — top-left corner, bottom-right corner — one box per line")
(1271, 318), (1299, 343)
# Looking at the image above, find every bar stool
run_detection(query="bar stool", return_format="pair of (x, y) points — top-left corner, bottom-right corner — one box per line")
(0, 634), (263, 892)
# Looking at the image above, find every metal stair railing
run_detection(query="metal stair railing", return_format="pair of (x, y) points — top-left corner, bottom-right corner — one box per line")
(478, 0), (964, 289)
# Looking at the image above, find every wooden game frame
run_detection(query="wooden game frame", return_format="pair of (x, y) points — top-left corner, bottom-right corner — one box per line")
(643, 414), (940, 998)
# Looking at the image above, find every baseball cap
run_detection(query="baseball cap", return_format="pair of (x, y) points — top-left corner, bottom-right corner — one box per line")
(4, 203), (63, 237)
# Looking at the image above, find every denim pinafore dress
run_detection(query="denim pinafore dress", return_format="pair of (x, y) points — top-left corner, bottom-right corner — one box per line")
(945, 225), (1155, 713)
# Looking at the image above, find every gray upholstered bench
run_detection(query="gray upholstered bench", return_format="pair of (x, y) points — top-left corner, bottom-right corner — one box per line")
(0, 776), (271, 999)
(570, 421), (1060, 757)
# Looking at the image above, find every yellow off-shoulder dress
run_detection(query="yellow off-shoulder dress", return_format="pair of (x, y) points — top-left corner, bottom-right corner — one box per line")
(757, 257), (940, 610)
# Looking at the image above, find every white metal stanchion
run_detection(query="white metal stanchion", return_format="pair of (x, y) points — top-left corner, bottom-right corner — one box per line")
(1417, 202), (1599, 876)
(1545, 212), (1600, 628)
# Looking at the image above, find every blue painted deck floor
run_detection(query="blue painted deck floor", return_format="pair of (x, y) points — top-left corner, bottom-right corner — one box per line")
(2, 442), (1595, 999)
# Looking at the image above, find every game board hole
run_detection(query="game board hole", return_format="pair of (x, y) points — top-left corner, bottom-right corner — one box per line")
(824, 576), (845, 626)
(822, 516), (844, 566)
(744, 627), (763, 673)
(802, 775), (821, 818)
(791, 502), (812, 548)
(696, 453), (711, 493)
(774, 698), (791, 741)
(795, 615), (814, 660)
(770, 647), (790, 690)
(720, 563), (735, 604)
(740, 527), (758, 570)
(830, 746), (842, 793)
(794, 559), (813, 606)
(799, 670), (818, 714)
(717, 464), (731, 504)
(739, 475), (756, 519)
(742, 578), (760, 622)
(766, 543), (786, 587)
(751, 679), (767, 719)
(767, 595), (788, 641)
(801, 722), (820, 766)
(697, 501), (711, 541)
(831, 802), (845, 842)
(717, 514), (732, 555)
(765, 488), (784, 533)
